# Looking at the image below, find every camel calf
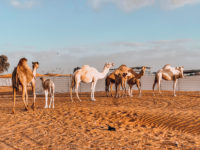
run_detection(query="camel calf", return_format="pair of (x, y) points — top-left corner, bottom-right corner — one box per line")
(40, 77), (55, 108)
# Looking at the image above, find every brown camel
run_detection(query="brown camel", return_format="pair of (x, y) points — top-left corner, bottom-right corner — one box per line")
(114, 70), (129, 98)
(12, 58), (39, 113)
(105, 64), (130, 97)
(127, 66), (146, 97)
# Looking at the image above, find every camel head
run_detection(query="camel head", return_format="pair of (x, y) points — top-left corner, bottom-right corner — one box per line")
(141, 66), (147, 74)
(40, 77), (45, 82)
(104, 62), (114, 69)
(176, 66), (184, 78)
(142, 66), (147, 71)
(122, 73), (127, 78)
(32, 62), (39, 69)
(18, 57), (28, 66)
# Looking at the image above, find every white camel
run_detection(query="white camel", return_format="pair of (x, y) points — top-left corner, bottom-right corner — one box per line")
(153, 64), (184, 96)
(70, 62), (114, 102)
(40, 77), (55, 108)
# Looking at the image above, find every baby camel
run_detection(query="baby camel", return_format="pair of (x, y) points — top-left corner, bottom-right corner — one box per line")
(127, 66), (146, 97)
(40, 77), (55, 108)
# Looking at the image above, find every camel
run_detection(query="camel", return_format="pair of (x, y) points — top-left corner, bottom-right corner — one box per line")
(152, 64), (184, 96)
(105, 64), (130, 97)
(12, 58), (39, 113)
(70, 62), (114, 102)
(114, 65), (146, 98)
(40, 77), (55, 108)
(127, 66), (146, 97)
(114, 71), (129, 98)
(117, 64), (131, 92)
(127, 78), (141, 97)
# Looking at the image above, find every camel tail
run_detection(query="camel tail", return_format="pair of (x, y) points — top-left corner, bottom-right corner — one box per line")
(152, 74), (157, 91)
(70, 75), (76, 101)
(105, 77), (109, 93)
(12, 67), (19, 92)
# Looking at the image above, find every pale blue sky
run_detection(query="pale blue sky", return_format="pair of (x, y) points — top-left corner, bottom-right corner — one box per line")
(1, 0), (200, 73)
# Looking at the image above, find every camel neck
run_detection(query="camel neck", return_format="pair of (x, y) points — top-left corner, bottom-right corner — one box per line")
(41, 80), (45, 88)
(97, 67), (109, 79)
(32, 67), (37, 77)
(136, 70), (144, 79)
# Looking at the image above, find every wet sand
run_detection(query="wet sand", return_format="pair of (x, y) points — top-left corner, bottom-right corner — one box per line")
(0, 86), (200, 149)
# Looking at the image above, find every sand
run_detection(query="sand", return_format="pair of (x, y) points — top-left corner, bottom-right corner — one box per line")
(0, 86), (200, 149)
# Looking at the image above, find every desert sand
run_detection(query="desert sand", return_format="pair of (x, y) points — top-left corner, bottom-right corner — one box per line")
(0, 86), (200, 149)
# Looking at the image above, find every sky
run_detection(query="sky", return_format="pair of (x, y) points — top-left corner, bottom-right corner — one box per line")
(1, 0), (200, 74)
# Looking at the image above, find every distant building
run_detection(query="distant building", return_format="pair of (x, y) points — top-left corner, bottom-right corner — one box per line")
(183, 69), (200, 76)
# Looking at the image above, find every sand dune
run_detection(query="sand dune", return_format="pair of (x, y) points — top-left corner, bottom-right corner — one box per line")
(0, 87), (200, 149)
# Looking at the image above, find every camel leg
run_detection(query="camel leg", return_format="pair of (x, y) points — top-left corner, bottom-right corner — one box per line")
(121, 81), (125, 97)
(44, 90), (48, 108)
(124, 80), (127, 97)
(12, 88), (16, 114)
(152, 77), (157, 96)
(49, 94), (52, 108)
(53, 87), (55, 108)
(157, 74), (162, 95)
(115, 83), (118, 98)
(91, 82), (94, 100)
(121, 80), (125, 97)
(131, 85), (134, 97)
(115, 83), (120, 98)
(70, 86), (74, 102)
(75, 81), (82, 102)
(173, 79), (177, 97)
(31, 81), (36, 110)
(70, 76), (75, 102)
(25, 87), (29, 107)
(127, 85), (130, 96)
(123, 80), (128, 97)
(110, 83), (113, 97)
(128, 85), (133, 97)
(22, 85), (28, 111)
(49, 88), (52, 108)
(137, 81), (141, 97)
(91, 81), (97, 101)
(105, 78), (109, 97)
(157, 77), (162, 95)
(131, 87), (133, 97)
(52, 93), (55, 109)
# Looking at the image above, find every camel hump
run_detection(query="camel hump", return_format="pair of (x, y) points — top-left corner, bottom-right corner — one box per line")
(81, 65), (90, 70)
(16, 63), (34, 83)
(118, 64), (130, 72)
(118, 64), (127, 69)
(162, 64), (172, 70)
(18, 57), (28, 66)
(114, 69), (122, 75)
